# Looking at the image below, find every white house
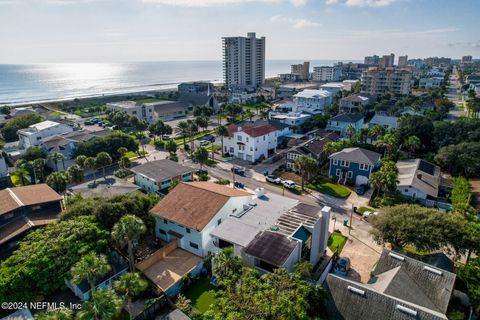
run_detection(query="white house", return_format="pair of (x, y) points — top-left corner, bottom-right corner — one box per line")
(293, 89), (333, 114)
(269, 112), (311, 127)
(17, 120), (74, 149)
(211, 190), (331, 273)
(150, 182), (253, 258)
(320, 82), (345, 95)
(223, 120), (291, 162)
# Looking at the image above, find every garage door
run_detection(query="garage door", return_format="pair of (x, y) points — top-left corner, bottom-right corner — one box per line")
(355, 175), (369, 186)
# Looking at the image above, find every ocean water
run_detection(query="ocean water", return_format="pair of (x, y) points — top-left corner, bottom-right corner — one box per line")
(0, 60), (349, 105)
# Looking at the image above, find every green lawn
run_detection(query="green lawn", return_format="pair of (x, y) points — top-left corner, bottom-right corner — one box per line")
(183, 277), (217, 314)
(328, 231), (348, 254)
(357, 206), (375, 215)
(206, 145), (221, 152)
(125, 151), (148, 159)
(10, 175), (28, 187)
(134, 98), (165, 103)
(308, 178), (351, 199)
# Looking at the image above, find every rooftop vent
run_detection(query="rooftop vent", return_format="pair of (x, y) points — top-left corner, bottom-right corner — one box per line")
(347, 286), (365, 297)
(389, 252), (405, 261)
(270, 225), (279, 232)
(423, 266), (443, 276)
(396, 305), (417, 317)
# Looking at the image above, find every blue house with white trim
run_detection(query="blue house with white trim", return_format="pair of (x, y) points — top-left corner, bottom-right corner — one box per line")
(328, 147), (381, 186)
(326, 113), (364, 138)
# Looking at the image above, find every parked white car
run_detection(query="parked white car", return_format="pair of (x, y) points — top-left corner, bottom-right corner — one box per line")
(266, 175), (282, 184)
(283, 180), (297, 189)
(363, 211), (379, 220)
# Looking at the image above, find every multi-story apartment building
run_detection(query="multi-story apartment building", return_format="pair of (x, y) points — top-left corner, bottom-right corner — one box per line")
(461, 55), (473, 63)
(290, 62), (310, 80)
(423, 57), (451, 67)
(361, 67), (412, 96)
(106, 101), (187, 123)
(364, 55), (380, 65)
(222, 32), (266, 89)
(379, 53), (395, 68)
(398, 55), (408, 67)
(312, 65), (342, 82)
(292, 89), (333, 114)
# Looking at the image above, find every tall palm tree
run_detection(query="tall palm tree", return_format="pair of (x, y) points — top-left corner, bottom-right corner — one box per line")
(176, 121), (190, 149)
(375, 133), (398, 158)
(70, 253), (111, 292)
(294, 155), (318, 190)
(36, 309), (73, 320)
(186, 120), (198, 154)
(84, 156), (98, 185)
(212, 247), (242, 284)
(404, 135), (422, 157)
(14, 167), (30, 186)
(346, 124), (356, 140)
(77, 289), (123, 320)
(96, 152), (112, 180)
(48, 152), (65, 171)
(32, 158), (47, 183)
(194, 146), (209, 171)
(112, 215), (146, 271)
(67, 164), (84, 184)
(215, 124), (229, 157)
(114, 272), (149, 320)
(368, 124), (385, 143)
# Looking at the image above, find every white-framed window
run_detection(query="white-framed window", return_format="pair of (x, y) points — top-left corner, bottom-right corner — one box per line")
(246, 137), (249, 142)
(237, 135), (242, 141)
(360, 163), (370, 171)
(333, 159), (339, 165)
(347, 171), (353, 178)
(336, 169), (341, 177)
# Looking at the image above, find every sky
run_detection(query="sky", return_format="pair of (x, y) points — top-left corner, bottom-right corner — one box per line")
(0, 0), (479, 63)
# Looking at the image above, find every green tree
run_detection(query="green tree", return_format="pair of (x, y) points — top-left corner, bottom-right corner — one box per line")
(67, 164), (84, 184)
(368, 124), (385, 142)
(23, 146), (44, 162)
(195, 115), (209, 132)
(346, 124), (356, 140)
(165, 140), (177, 155)
(112, 215), (146, 271)
(397, 115), (435, 151)
(175, 294), (192, 316)
(457, 257), (480, 314)
(212, 247), (242, 287)
(46, 171), (72, 193)
(75, 155), (87, 168)
(118, 156), (132, 169)
(375, 133), (398, 158)
(48, 152), (65, 171)
(176, 120), (190, 148)
(186, 119), (199, 153)
(117, 147), (128, 157)
(0, 216), (109, 302)
(169, 178), (180, 192)
(96, 152), (112, 180)
(74, 132), (138, 160)
(114, 272), (149, 320)
(435, 142), (480, 177)
(0, 105), (10, 115)
(194, 146), (209, 171)
(77, 289), (123, 320)
(294, 155), (318, 190)
(35, 309), (73, 320)
(404, 135), (422, 157)
(369, 160), (398, 197)
(84, 156), (98, 185)
(0, 113), (42, 142)
(32, 158), (47, 182)
(14, 167), (30, 186)
(70, 253), (111, 291)
(215, 124), (229, 156)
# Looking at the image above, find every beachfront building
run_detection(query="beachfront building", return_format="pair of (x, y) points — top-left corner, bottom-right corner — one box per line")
(312, 66), (342, 82)
(320, 83), (345, 95)
(106, 100), (187, 123)
(17, 120), (74, 149)
(223, 120), (291, 162)
(106, 101), (155, 123)
(361, 67), (412, 96)
(292, 89), (333, 114)
(222, 32), (266, 89)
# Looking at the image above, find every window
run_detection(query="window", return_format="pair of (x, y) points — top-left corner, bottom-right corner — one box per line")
(359, 163), (370, 171)
(246, 137), (249, 142)
(333, 159), (339, 165)
(250, 147), (253, 151)
(189, 242), (199, 249)
(263, 136), (266, 141)
(217, 219), (222, 225)
(186, 228), (191, 234)
(336, 169), (341, 177)
(340, 160), (350, 167)
(237, 135), (242, 141)
(404, 189), (409, 193)
(347, 171), (353, 178)
(163, 219), (168, 224)
(159, 229), (166, 235)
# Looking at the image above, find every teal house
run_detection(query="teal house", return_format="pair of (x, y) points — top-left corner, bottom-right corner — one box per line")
(326, 113), (364, 138)
(130, 159), (193, 194)
(328, 147), (381, 186)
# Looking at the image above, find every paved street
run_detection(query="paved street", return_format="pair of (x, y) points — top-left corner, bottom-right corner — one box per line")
(448, 67), (467, 119)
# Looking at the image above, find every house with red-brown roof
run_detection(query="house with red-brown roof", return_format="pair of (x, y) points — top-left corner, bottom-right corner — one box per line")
(223, 120), (291, 162)
(0, 184), (63, 259)
(150, 182), (252, 258)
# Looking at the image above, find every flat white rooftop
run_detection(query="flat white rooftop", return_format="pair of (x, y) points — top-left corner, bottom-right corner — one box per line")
(294, 89), (332, 99)
(19, 120), (62, 134)
(107, 101), (137, 109)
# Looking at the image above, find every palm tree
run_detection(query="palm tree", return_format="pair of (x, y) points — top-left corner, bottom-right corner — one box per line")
(84, 156), (98, 185)
(14, 167), (30, 186)
(175, 294), (192, 315)
(186, 120), (198, 153)
(375, 133), (398, 158)
(118, 156), (132, 170)
(32, 158), (47, 183)
(404, 135), (422, 157)
(75, 155), (87, 168)
(294, 155), (318, 190)
(195, 116), (209, 132)
(194, 146), (209, 171)
(117, 147), (128, 158)
(346, 124), (356, 140)
(46, 171), (71, 193)
(48, 152), (65, 171)
(165, 140), (177, 156)
(95, 152), (112, 180)
(368, 124), (385, 143)
(112, 215), (146, 271)
(176, 121), (190, 149)
(70, 253), (111, 291)
(114, 272), (149, 320)
(215, 124), (229, 157)
(212, 247), (242, 284)
(77, 289), (123, 320)
(67, 164), (84, 184)
(36, 308), (73, 320)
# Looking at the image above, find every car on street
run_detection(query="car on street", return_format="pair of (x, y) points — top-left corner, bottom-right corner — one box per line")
(334, 256), (351, 276)
(202, 134), (215, 142)
(266, 175), (282, 184)
(282, 180), (296, 189)
(231, 166), (245, 176)
(363, 211), (379, 221)
(355, 184), (369, 195)
(234, 181), (245, 189)
(195, 169), (208, 176)
(162, 134), (171, 140)
(199, 140), (210, 146)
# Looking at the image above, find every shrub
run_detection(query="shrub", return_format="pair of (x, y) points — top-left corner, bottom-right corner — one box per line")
(214, 179), (230, 185)
(114, 168), (131, 178)
(154, 140), (165, 149)
(198, 174), (209, 181)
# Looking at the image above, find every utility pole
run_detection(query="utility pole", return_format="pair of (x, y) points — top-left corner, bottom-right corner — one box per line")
(349, 203), (354, 235)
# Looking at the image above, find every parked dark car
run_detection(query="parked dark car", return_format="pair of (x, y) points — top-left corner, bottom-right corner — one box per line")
(234, 181), (245, 189)
(231, 166), (245, 176)
(196, 169), (208, 176)
(199, 134), (215, 143)
(355, 184), (368, 195)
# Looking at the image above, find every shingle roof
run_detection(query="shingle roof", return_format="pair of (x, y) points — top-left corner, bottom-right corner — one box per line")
(369, 114), (399, 128)
(150, 182), (251, 231)
(130, 160), (193, 182)
(396, 159), (440, 197)
(244, 231), (298, 267)
(329, 147), (381, 166)
(329, 113), (364, 123)
(288, 132), (338, 157)
(341, 95), (370, 103)
(227, 120), (280, 138)
(0, 184), (63, 215)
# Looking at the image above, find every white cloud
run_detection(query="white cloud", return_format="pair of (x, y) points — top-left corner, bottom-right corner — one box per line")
(325, 0), (338, 5)
(270, 15), (321, 29)
(141, 0), (306, 6)
(325, 0), (396, 7)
